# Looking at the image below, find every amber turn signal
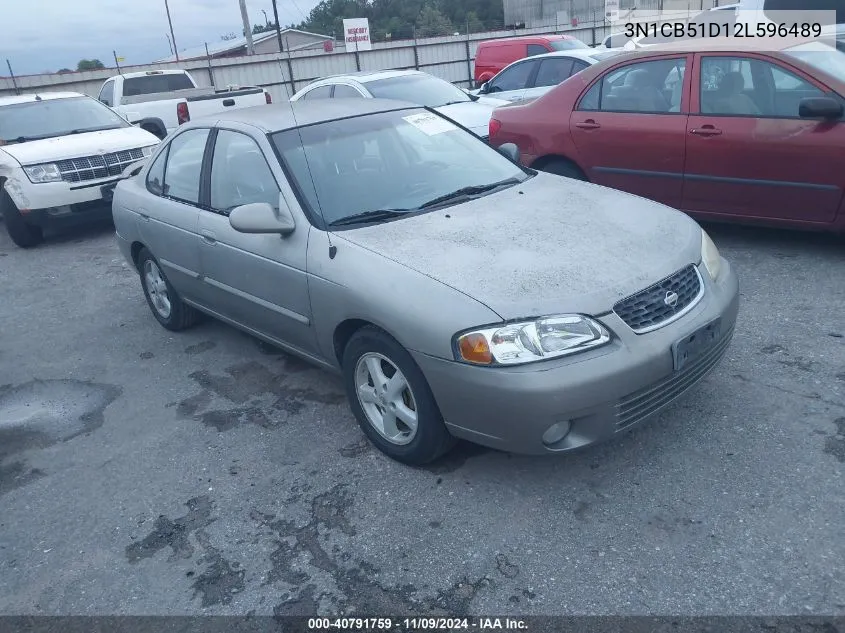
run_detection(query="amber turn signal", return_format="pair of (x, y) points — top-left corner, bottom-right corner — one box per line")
(458, 333), (493, 365)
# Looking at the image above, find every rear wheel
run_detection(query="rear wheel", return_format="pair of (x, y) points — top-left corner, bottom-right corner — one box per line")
(137, 247), (200, 331)
(1, 189), (43, 248)
(342, 326), (455, 465)
(539, 158), (588, 181)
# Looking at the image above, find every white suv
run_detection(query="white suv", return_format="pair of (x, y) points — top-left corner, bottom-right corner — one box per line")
(0, 92), (159, 247)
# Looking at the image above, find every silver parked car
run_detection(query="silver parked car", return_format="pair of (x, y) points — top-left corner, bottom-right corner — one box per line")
(290, 70), (507, 140)
(469, 48), (624, 104)
(112, 99), (739, 465)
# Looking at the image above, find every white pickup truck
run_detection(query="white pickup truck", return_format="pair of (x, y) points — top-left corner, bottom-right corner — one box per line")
(97, 70), (272, 139)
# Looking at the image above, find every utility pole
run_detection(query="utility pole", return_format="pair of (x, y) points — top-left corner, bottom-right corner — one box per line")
(271, 0), (285, 52)
(164, 0), (179, 61)
(239, 0), (256, 54)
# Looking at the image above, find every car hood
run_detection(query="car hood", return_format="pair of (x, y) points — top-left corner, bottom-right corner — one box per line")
(434, 97), (508, 136)
(0, 126), (158, 165)
(337, 173), (702, 320)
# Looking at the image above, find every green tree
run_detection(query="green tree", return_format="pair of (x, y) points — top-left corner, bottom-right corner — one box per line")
(464, 11), (485, 33)
(221, 31), (239, 41)
(76, 59), (105, 71)
(416, 4), (454, 37)
(296, 0), (504, 42)
(57, 68), (73, 74)
(253, 22), (278, 34)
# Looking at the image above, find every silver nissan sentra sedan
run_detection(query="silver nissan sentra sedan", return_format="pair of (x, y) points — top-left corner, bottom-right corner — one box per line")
(112, 99), (739, 465)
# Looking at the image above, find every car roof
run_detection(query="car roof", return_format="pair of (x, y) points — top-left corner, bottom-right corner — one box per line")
(530, 48), (618, 62)
(479, 34), (578, 46)
(626, 38), (835, 54)
(192, 98), (421, 133)
(311, 69), (428, 84)
(120, 70), (187, 79)
(0, 92), (86, 106)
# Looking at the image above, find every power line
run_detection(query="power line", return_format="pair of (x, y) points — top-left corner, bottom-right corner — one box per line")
(290, 0), (308, 23)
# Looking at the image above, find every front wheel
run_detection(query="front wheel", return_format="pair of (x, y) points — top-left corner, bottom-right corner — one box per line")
(1, 190), (43, 248)
(342, 327), (455, 465)
(540, 159), (588, 181)
(137, 248), (200, 331)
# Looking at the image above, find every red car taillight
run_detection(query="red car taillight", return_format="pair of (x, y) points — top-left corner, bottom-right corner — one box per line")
(265, 92), (272, 104)
(489, 118), (502, 138)
(176, 102), (190, 125)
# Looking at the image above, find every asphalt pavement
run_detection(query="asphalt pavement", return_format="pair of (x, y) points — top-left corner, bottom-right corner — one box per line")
(0, 219), (843, 616)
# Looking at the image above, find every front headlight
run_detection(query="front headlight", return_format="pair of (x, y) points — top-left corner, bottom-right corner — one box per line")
(141, 145), (156, 158)
(701, 229), (722, 281)
(455, 314), (611, 366)
(23, 163), (62, 183)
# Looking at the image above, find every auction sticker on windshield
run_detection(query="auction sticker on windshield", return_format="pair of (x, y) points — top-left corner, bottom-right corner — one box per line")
(403, 113), (457, 136)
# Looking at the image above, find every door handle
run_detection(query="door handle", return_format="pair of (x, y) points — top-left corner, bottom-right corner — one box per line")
(689, 126), (722, 137)
(200, 230), (216, 244)
(575, 119), (601, 130)
(222, 98), (235, 107)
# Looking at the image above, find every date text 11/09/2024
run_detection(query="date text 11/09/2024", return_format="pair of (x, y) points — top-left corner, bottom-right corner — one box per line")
(307, 617), (528, 630)
(623, 21), (823, 40)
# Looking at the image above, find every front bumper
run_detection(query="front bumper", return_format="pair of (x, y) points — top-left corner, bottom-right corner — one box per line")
(4, 169), (119, 223)
(411, 260), (740, 455)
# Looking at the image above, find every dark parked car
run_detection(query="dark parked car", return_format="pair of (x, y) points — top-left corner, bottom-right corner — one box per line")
(489, 41), (845, 233)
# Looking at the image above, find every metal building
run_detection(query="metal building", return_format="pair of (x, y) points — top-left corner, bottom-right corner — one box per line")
(503, 0), (721, 27)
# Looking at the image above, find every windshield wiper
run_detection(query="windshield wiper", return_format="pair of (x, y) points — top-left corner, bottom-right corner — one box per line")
(418, 178), (522, 210)
(328, 209), (411, 227)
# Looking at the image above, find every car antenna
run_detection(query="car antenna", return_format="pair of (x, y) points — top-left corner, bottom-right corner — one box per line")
(283, 80), (337, 260)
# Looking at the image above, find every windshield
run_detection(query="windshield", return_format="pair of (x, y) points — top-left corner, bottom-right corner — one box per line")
(271, 108), (528, 227)
(549, 38), (590, 51)
(0, 96), (129, 143)
(365, 75), (472, 107)
(786, 42), (845, 82)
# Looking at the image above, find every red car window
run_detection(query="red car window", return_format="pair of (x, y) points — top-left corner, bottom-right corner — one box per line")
(578, 58), (687, 114)
(700, 56), (826, 118)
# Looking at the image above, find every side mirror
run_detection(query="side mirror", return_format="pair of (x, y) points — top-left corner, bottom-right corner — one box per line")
(497, 142), (520, 163)
(479, 81), (490, 94)
(229, 199), (295, 235)
(799, 96), (843, 120)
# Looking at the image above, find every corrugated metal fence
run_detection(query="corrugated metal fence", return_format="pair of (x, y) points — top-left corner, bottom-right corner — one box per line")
(0, 7), (710, 103)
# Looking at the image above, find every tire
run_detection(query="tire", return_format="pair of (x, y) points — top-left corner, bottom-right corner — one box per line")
(1, 189), (43, 248)
(540, 159), (588, 181)
(342, 326), (456, 465)
(137, 247), (200, 331)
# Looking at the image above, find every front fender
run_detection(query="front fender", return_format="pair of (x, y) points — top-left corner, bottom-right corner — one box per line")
(306, 230), (501, 366)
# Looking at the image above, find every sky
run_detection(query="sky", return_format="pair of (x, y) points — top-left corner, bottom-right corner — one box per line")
(2, 0), (322, 76)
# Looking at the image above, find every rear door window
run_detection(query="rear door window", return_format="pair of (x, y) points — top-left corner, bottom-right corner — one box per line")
(302, 85), (333, 100)
(527, 44), (549, 56)
(579, 58), (687, 113)
(534, 58), (575, 87)
(161, 128), (210, 204)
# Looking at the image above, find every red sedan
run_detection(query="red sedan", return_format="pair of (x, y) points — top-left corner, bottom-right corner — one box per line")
(488, 42), (845, 233)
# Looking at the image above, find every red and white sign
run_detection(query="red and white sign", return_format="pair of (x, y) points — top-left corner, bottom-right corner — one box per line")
(343, 18), (372, 51)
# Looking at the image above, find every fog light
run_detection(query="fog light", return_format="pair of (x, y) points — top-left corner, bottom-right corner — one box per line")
(48, 205), (72, 216)
(542, 420), (572, 447)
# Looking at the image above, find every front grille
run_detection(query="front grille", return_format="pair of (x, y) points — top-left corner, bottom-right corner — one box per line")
(56, 148), (145, 183)
(613, 264), (703, 333)
(616, 325), (734, 430)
